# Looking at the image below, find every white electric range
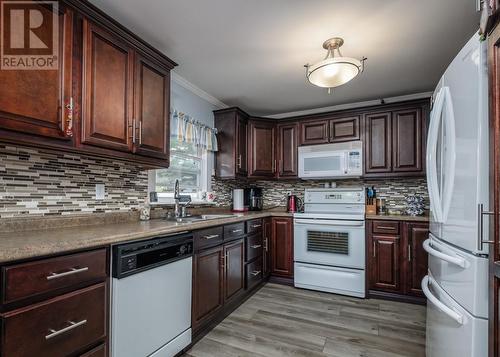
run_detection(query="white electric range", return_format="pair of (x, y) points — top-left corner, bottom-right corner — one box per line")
(293, 187), (366, 298)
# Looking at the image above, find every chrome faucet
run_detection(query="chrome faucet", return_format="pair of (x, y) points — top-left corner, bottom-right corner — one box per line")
(174, 179), (181, 218)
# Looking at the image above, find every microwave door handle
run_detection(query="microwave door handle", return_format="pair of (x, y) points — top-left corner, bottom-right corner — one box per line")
(344, 153), (348, 174)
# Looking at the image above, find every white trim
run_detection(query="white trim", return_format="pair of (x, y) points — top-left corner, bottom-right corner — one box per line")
(265, 92), (433, 119)
(171, 72), (228, 109)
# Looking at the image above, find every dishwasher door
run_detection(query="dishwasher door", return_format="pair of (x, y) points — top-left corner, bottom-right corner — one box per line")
(111, 256), (192, 357)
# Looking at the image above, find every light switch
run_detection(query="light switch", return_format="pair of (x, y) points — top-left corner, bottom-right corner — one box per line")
(95, 184), (105, 200)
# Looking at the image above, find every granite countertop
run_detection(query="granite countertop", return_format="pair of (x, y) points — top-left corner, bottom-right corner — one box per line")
(0, 210), (292, 264)
(365, 214), (429, 222)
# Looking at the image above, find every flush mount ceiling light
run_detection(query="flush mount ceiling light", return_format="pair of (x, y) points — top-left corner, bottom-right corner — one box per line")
(304, 37), (366, 92)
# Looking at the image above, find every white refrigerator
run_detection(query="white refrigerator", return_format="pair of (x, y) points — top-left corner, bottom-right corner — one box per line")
(423, 33), (489, 357)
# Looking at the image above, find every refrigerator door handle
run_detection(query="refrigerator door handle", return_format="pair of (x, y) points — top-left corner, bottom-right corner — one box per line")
(423, 239), (467, 268)
(427, 87), (445, 223)
(422, 275), (464, 325)
(478, 203), (495, 251)
(441, 87), (456, 222)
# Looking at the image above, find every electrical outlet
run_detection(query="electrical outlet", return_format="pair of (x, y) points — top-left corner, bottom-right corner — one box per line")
(95, 184), (105, 200)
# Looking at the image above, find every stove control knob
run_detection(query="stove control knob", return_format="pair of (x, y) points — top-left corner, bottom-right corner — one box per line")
(179, 245), (187, 255)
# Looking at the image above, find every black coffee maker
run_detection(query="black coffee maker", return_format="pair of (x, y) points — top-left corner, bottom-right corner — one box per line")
(244, 188), (263, 211)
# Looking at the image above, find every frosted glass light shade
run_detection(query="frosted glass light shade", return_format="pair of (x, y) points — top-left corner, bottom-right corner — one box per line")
(306, 57), (362, 88)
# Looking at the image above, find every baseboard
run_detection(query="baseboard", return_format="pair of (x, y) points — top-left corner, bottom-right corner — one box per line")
(268, 275), (294, 286)
(368, 290), (426, 305)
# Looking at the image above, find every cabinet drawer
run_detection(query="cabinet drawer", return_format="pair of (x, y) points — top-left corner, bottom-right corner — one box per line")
(246, 219), (263, 234)
(193, 226), (223, 251)
(246, 257), (263, 290)
(372, 220), (400, 235)
(246, 233), (263, 262)
(80, 343), (106, 357)
(224, 222), (246, 241)
(2, 283), (106, 357)
(2, 249), (107, 304)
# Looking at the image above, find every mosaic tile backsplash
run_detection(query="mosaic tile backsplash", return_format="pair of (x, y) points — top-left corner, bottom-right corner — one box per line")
(211, 177), (429, 213)
(0, 145), (148, 218)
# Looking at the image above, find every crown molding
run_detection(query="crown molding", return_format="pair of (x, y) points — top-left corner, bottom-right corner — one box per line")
(171, 72), (228, 109)
(265, 92), (433, 119)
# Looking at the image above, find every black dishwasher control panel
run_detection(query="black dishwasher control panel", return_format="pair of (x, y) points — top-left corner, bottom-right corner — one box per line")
(112, 232), (193, 279)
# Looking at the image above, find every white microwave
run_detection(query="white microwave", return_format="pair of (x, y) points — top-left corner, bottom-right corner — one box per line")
(298, 141), (363, 179)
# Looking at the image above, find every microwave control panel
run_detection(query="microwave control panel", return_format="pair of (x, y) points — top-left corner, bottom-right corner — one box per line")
(347, 151), (361, 172)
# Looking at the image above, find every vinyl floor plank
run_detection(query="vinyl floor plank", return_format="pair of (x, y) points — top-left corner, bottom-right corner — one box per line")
(184, 283), (426, 357)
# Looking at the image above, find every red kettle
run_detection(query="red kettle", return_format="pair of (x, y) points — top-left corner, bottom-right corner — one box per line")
(287, 194), (302, 213)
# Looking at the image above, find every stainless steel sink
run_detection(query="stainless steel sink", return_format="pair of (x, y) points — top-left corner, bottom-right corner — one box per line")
(166, 214), (241, 223)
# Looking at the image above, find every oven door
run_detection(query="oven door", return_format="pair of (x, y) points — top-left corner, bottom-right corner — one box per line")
(294, 218), (365, 269)
(298, 150), (346, 178)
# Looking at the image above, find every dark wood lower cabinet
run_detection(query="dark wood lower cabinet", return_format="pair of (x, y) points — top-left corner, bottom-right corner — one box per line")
(270, 217), (294, 278)
(369, 234), (402, 292)
(223, 239), (244, 303)
(263, 218), (272, 278)
(0, 248), (109, 357)
(367, 219), (429, 302)
(404, 222), (429, 297)
(192, 245), (224, 330)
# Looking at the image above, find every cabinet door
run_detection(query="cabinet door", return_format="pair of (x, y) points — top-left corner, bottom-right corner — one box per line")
(299, 120), (329, 145)
(364, 112), (392, 175)
(330, 116), (360, 143)
(236, 115), (248, 175)
(277, 123), (298, 178)
(223, 239), (244, 303)
(0, 3), (73, 140)
(192, 246), (224, 329)
(81, 20), (134, 152)
(392, 108), (424, 173)
(404, 222), (429, 297)
(369, 234), (402, 292)
(248, 120), (276, 177)
(134, 53), (170, 161)
(263, 217), (272, 278)
(271, 217), (293, 277)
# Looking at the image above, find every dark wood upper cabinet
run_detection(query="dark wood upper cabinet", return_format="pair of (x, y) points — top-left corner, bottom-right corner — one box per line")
(81, 19), (134, 153)
(223, 239), (244, 303)
(237, 114), (248, 176)
(364, 111), (392, 175)
(271, 217), (293, 278)
(404, 222), (428, 297)
(192, 245), (224, 329)
(330, 116), (361, 143)
(369, 234), (402, 293)
(0, 3), (73, 140)
(248, 119), (276, 178)
(214, 108), (249, 179)
(134, 53), (170, 161)
(277, 122), (299, 178)
(299, 119), (329, 145)
(392, 107), (424, 173)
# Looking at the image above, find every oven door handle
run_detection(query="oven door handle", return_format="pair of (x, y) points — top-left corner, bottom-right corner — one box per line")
(294, 219), (364, 227)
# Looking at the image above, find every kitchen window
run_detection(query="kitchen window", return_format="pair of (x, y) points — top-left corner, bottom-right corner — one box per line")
(149, 137), (209, 203)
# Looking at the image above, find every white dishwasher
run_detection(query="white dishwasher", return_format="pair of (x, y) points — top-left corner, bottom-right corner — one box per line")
(111, 232), (193, 357)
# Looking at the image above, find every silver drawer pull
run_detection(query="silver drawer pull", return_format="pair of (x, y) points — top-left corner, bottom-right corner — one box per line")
(377, 226), (396, 230)
(252, 224), (262, 228)
(251, 270), (261, 276)
(231, 229), (243, 233)
(203, 234), (219, 240)
(46, 267), (89, 280)
(251, 244), (262, 249)
(45, 319), (87, 340)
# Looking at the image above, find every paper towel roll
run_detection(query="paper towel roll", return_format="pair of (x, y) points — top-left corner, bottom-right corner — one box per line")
(233, 189), (244, 212)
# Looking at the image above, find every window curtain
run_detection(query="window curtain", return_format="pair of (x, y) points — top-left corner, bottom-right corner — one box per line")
(170, 110), (218, 152)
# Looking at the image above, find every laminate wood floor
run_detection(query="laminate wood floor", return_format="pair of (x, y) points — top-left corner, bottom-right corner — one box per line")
(184, 283), (426, 357)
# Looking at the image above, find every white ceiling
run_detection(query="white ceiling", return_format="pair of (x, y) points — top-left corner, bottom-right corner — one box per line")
(90, 0), (479, 116)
